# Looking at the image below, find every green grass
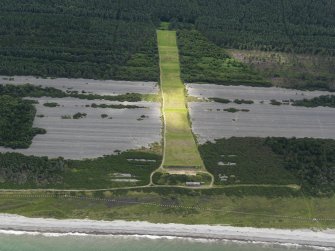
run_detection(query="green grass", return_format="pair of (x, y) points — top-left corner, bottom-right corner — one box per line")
(157, 30), (204, 168)
(0, 189), (334, 229)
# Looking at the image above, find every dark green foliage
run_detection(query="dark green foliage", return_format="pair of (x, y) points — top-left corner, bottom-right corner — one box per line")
(0, 151), (162, 189)
(195, 0), (335, 55)
(265, 138), (335, 195)
(43, 102), (59, 107)
(177, 30), (269, 86)
(0, 84), (66, 98)
(0, 1), (159, 81)
(152, 172), (212, 185)
(91, 103), (145, 109)
(0, 0), (333, 82)
(0, 153), (64, 186)
(199, 137), (297, 186)
(0, 95), (45, 149)
(0, 84), (143, 102)
(209, 98), (230, 104)
(234, 99), (254, 105)
(270, 100), (282, 106)
(293, 95), (335, 108)
(72, 112), (87, 119)
(64, 152), (162, 189)
(224, 108), (239, 113)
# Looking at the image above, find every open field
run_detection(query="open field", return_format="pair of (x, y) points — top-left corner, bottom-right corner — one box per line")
(186, 84), (331, 102)
(157, 30), (203, 168)
(0, 98), (161, 159)
(0, 76), (158, 96)
(189, 102), (335, 143)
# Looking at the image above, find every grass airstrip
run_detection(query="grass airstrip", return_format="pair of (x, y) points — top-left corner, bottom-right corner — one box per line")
(157, 30), (204, 168)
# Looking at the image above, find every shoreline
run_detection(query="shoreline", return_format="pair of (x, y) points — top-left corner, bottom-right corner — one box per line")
(0, 214), (334, 249)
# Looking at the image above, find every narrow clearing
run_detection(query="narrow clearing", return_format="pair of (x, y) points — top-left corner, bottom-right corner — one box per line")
(157, 30), (204, 169)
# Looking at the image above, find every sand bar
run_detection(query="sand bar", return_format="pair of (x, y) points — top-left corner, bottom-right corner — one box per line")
(0, 214), (334, 248)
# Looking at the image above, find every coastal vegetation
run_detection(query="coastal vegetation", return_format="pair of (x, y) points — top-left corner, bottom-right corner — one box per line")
(0, 151), (161, 189)
(152, 172), (212, 186)
(199, 137), (335, 195)
(0, 188), (334, 229)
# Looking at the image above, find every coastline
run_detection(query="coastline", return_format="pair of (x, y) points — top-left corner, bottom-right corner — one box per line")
(0, 214), (334, 249)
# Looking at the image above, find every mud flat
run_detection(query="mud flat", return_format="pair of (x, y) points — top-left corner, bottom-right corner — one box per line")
(0, 76), (159, 95)
(0, 98), (161, 159)
(186, 84), (331, 102)
(189, 102), (335, 143)
(0, 214), (334, 248)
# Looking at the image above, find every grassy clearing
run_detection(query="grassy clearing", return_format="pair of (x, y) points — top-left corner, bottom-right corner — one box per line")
(0, 189), (334, 229)
(229, 49), (335, 91)
(157, 30), (203, 168)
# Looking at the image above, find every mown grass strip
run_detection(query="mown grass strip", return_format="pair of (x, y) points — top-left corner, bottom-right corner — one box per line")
(157, 30), (204, 168)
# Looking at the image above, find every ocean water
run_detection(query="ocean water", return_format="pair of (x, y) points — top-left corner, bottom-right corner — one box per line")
(0, 232), (331, 251)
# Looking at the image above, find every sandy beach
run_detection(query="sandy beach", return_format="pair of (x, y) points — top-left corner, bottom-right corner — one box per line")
(0, 214), (334, 248)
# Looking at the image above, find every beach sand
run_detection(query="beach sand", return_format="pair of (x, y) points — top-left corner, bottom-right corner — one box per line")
(0, 214), (334, 248)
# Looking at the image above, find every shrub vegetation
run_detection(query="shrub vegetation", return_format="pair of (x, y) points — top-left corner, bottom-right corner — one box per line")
(0, 95), (46, 149)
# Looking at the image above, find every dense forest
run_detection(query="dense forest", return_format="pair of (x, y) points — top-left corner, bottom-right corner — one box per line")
(265, 138), (335, 195)
(0, 1), (159, 80)
(0, 95), (45, 149)
(0, 153), (64, 185)
(0, 0), (333, 80)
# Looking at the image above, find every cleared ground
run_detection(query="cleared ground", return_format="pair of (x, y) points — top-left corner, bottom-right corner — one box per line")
(189, 102), (335, 143)
(157, 30), (203, 168)
(0, 98), (161, 159)
(0, 76), (159, 95)
(186, 84), (331, 102)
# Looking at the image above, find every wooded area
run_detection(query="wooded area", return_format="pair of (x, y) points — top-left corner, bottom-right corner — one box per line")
(0, 0), (333, 80)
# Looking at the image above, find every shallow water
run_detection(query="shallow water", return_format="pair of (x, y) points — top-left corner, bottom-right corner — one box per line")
(0, 232), (330, 251)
